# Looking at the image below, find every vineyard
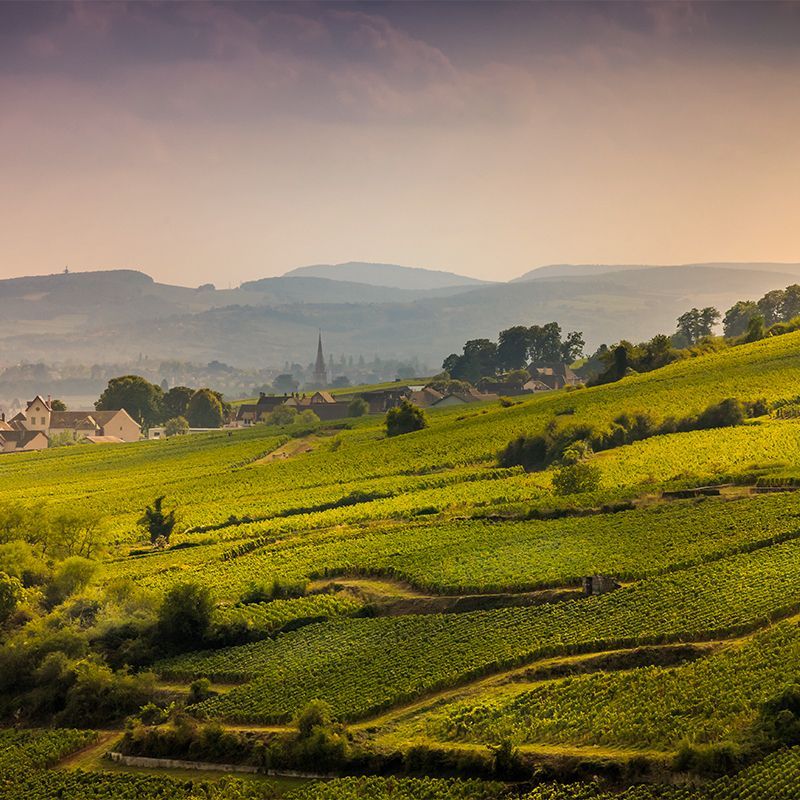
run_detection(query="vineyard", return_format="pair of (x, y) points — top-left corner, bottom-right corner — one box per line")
(420, 623), (800, 749)
(162, 539), (800, 721)
(5, 333), (800, 796)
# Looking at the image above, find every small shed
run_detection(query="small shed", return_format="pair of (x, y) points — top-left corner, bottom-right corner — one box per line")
(582, 574), (621, 597)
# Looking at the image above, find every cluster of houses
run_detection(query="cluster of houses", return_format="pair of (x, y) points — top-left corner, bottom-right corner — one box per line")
(0, 395), (140, 454)
(235, 361), (583, 427)
(1, 358), (583, 451)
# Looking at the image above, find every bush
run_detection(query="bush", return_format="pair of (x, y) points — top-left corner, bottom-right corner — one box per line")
(164, 416), (189, 436)
(241, 577), (307, 604)
(385, 401), (427, 436)
(45, 557), (97, 608)
(0, 572), (23, 625)
(298, 409), (320, 425)
(552, 462), (601, 495)
(348, 397), (369, 417)
(296, 699), (334, 738)
(265, 405), (297, 426)
(57, 659), (156, 727)
(498, 434), (548, 471)
(188, 677), (217, 705)
(157, 582), (214, 651)
(692, 397), (745, 430)
(755, 683), (800, 746)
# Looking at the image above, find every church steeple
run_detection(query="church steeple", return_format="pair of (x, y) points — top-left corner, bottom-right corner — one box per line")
(313, 330), (327, 386)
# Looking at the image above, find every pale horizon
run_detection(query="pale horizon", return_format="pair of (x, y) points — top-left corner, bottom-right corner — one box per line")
(2, 1), (800, 286)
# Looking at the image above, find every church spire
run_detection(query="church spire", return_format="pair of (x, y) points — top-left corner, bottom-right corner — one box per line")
(313, 330), (327, 385)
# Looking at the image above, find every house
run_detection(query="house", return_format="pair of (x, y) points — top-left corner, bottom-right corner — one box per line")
(527, 363), (583, 390)
(236, 393), (289, 425)
(359, 387), (413, 413)
(7, 396), (141, 446)
(409, 386), (444, 407)
(0, 428), (49, 454)
(285, 391), (351, 421)
(478, 380), (530, 397)
(522, 378), (553, 393)
(236, 390), (351, 425)
(431, 389), (500, 408)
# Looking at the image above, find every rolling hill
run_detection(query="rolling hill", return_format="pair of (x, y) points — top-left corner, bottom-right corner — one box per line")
(2, 262), (800, 367)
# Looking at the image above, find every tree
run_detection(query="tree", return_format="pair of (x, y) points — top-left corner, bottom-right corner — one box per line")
(385, 401), (427, 436)
(462, 339), (498, 381)
(676, 307), (719, 345)
(348, 397), (368, 417)
(758, 289), (786, 326)
(157, 582), (214, 650)
(744, 313), (766, 342)
(96, 375), (163, 427)
(528, 322), (563, 362)
(164, 416), (189, 437)
(186, 389), (224, 428)
(782, 284), (800, 322)
(723, 300), (759, 338)
(296, 699), (334, 738)
(613, 344), (629, 380)
(497, 326), (531, 371)
(162, 386), (194, 421)
(50, 399), (67, 411)
(140, 496), (177, 545)
(560, 330), (585, 363)
(0, 572), (23, 625)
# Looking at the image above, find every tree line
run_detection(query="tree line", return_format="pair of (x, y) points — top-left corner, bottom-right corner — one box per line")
(95, 376), (231, 430)
(442, 323), (585, 383)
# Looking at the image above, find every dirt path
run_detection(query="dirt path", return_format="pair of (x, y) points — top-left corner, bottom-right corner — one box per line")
(58, 731), (122, 769)
(255, 435), (320, 464)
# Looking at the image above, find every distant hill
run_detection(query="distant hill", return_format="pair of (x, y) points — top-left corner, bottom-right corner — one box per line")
(239, 276), (480, 303)
(515, 262), (800, 282)
(283, 262), (491, 290)
(2, 264), (800, 368)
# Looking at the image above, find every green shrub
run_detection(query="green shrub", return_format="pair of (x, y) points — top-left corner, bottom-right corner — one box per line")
(157, 582), (214, 651)
(386, 401), (427, 436)
(552, 462), (601, 495)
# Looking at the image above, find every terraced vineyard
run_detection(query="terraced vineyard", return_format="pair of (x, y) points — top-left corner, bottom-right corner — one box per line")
(420, 622), (800, 749)
(162, 539), (800, 721)
(119, 491), (800, 598)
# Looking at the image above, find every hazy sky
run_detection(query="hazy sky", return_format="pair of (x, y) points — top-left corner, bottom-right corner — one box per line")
(2, 1), (799, 285)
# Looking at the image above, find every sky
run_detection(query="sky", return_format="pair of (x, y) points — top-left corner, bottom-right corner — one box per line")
(1, 0), (799, 286)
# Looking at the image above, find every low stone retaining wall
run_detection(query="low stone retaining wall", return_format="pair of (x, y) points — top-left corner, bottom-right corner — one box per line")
(108, 752), (328, 779)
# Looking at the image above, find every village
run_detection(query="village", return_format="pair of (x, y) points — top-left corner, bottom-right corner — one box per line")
(0, 333), (582, 454)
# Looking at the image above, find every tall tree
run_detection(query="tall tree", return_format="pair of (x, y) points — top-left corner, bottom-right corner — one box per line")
(676, 307), (719, 345)
(186, 388), (224, 428)
(497, 326), (531, 370)
(723, 301), (760, 338)
(162, 386), (194, 421)
(782, 284), (800, 322)
(95, 375), (163, 426)
(528, 322), (563, 362)
(462, 339), (498, 381)
(560, 330), (585, 363)
(757, 289), (785, 326)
